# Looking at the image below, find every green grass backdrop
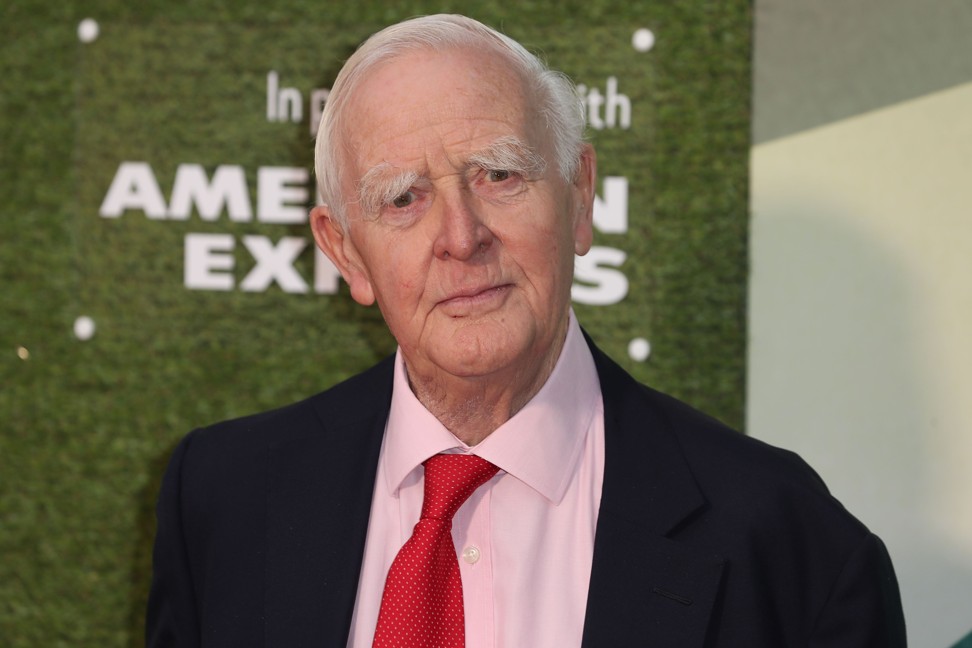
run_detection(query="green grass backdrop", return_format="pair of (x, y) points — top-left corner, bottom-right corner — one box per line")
(0, 1), (750, 645)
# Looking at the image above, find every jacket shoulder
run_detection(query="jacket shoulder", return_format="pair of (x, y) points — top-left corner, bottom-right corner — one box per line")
(590, 338), (862, 534)
(650, 385), (835, 502)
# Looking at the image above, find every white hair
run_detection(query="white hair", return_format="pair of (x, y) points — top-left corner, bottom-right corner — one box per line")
(313, 14), (586, 230)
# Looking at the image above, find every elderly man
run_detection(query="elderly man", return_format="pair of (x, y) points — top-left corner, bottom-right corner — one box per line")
(147, 14), (906, 648)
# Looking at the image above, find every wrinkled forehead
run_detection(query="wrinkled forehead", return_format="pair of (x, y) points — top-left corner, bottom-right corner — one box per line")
(338, 46), (543, 173)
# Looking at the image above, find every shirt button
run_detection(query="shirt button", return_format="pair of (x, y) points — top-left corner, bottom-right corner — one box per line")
(461, 545), (481, 564)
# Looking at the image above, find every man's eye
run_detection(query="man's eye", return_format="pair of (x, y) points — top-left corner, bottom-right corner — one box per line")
(486, 169), (512, 182)
(392, 191), (416, 208)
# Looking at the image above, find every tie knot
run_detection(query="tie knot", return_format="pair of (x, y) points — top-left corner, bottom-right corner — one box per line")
(421, 454), (499, 521)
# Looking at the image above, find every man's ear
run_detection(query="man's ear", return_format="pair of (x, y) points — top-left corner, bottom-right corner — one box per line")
(571, 144), (597, 256)
(309, 205), (376, 306)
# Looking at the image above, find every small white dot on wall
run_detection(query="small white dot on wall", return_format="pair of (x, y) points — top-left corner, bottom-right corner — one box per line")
(628, 337), (651, 362)
(632, 28), (655, 53)
(74, 316), (96, 341)
(78, 18), (100, 43)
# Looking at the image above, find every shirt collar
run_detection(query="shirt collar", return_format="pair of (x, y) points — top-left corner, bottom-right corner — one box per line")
(382, 311), (601, 504)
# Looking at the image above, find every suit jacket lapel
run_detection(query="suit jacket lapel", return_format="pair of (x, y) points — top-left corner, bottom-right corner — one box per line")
(264, 357), (393, 647)
(582, 340), (726, 647)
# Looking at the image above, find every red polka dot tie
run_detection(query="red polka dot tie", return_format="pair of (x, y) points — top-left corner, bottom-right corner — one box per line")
(372, 454), (499, 648)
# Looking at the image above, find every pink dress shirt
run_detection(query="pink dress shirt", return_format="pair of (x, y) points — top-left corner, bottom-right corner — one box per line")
(346, 313), (605, 648)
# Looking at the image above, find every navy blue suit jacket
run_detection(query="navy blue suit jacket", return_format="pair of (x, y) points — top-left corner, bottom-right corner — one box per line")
(147, 339), (906, 646)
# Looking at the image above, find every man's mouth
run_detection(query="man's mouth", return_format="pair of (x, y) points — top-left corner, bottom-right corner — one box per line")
(437, 284), (513, 313)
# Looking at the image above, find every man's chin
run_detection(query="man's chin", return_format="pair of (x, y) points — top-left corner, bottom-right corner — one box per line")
(429, 326), (529, 379)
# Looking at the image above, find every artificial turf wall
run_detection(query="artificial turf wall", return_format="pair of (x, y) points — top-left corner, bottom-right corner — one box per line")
(0, 1), (750, 644)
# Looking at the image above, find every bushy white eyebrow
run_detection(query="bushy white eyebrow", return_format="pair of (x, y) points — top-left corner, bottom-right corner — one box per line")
(467, 135), (547, 178)
(354, 136), (546, 217)
(356, 163), (419, 217)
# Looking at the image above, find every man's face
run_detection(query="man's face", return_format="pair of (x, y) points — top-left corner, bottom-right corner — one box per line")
(313, 47), (595, 386)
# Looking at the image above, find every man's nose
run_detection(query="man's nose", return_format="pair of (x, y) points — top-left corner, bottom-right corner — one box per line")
(432, 190), (494, 261)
